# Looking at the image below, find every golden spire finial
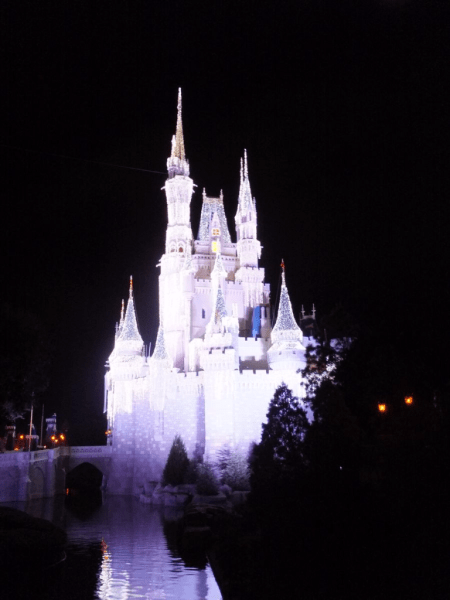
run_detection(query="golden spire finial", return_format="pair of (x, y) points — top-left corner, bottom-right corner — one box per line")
(171, 88), (185, 161)
(120, 299), (125, 322)
(281, 259), (286, 285)
(129, 275), (133, 295)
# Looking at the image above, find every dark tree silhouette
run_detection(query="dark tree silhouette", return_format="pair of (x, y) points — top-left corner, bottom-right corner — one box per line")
(0, 304), (50, 426)
(162, 434), (190, 486)
(250, 384), (309, 498)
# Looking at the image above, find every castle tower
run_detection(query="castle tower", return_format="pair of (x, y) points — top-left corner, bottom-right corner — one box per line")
(267, 264), (306, 371)
(106, 277), (145, 431)
(235, 151), (266, 330)
(160, 89), (196, 369)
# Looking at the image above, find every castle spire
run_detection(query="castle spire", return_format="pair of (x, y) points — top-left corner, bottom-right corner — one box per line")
(237, 149), (253, 213)
(171, 88), (185, 162)
(152, 325), (170, 362)
(271, 263), (303, 343)
(211, 250), (227, 279)
(167, 88), (189, 178)
(118, 276), (143, 343)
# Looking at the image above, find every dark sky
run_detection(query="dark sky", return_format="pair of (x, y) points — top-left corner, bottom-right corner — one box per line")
(1, 0), (449, 442)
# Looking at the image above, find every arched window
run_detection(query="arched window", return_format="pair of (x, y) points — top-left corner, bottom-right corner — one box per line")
(179, 246), (184, 252)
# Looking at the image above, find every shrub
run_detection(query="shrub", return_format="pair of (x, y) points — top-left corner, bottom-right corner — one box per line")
(196, 462), (220, 495)
(222, 452), (250, 491)
(162, 435), (190, 486)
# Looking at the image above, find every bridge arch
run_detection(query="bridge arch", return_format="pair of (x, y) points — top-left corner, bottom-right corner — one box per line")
(66, 461), (104, 490)
(29, 464), (45, 498)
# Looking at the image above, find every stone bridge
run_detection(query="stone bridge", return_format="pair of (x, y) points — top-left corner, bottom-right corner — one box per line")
(0, 445), (112, 503)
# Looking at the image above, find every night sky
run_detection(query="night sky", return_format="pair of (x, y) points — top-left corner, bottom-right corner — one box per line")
(1, 0), (449, 443)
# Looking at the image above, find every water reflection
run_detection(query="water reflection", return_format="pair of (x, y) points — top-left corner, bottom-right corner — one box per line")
(4, 495), (222, 600)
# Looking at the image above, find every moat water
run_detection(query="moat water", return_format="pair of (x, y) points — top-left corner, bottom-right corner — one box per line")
(3, 494), (222, 600)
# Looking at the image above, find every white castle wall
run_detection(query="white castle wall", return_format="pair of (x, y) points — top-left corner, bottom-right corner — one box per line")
(105, 362), (306, 495)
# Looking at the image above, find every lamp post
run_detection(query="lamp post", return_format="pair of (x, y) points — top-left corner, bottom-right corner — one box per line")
(28, 401), (34, 453)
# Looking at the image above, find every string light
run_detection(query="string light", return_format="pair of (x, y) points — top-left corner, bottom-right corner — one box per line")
(118, 282), (142, 343)
(197, 192), (232, 244)
(271, 272), (303, 344)
(152, 325), (170, 361)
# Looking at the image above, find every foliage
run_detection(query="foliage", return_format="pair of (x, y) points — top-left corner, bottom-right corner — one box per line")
(216, 445), (232, 475)
(162, 435), (190, 486)
(196, 461), (220, 495)
(223, 453), (250, 491)
(260, 383), (309, 463)
(250, 384), (309, 495)
(216, 445), (250, 490)
(301, 304), (356, 408)
(0, 304), (51, 424)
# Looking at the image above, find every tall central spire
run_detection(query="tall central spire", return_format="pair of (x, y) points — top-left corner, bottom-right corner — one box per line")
(167, 88), (189, 178)
(172, 88), (185, 161)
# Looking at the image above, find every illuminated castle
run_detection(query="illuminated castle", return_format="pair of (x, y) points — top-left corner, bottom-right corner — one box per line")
(104, 90), (308, 495)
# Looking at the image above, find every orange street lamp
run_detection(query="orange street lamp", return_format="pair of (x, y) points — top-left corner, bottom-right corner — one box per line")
(60, 434), (65, 440)
(378, 403), (387, 413)
(405, 396), (413, 405)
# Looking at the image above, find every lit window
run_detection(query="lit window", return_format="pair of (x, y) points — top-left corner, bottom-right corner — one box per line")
(212, 241), (218, 253)
(212, 227), (220, 237)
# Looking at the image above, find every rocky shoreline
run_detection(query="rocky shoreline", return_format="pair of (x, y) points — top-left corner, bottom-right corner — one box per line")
(0, 506), (67, 588)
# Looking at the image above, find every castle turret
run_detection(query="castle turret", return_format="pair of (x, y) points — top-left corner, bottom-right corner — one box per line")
(235, 151), (265, 328)
(106, 277), (145, 426)
(160, 89), (196, 369)
(163, 88), (194, 257)
(235, 150), (260, 266)
(267, 264), (306, 371)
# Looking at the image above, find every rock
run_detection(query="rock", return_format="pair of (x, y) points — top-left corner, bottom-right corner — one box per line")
(144, 481), (159, 495)
(219, 484), (232, 497)
(174, 483), (197, 495)
(164, 492), (190, 507)
(230, 491), (250, 506)
(0, 507), (67, 578)
(191, 493), (228, 506)
(151, 490), (165, 505)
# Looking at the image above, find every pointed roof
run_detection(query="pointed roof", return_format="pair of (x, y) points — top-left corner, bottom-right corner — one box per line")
(171, 88), (185, 161)
(167, 88), (189, 177)
(211, 251), (227, 279)
(209, 285), (227, 331)
(152, 325), (170, 362)
(118, 276), (143, 343)
(236, 149), (255, 215)
(197, 190), (232, 244)
(271, 267), (303, 345)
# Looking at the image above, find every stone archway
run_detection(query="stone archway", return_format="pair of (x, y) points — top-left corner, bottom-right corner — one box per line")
(29, 465), (45, 498)
(66, 462), (103, 491)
